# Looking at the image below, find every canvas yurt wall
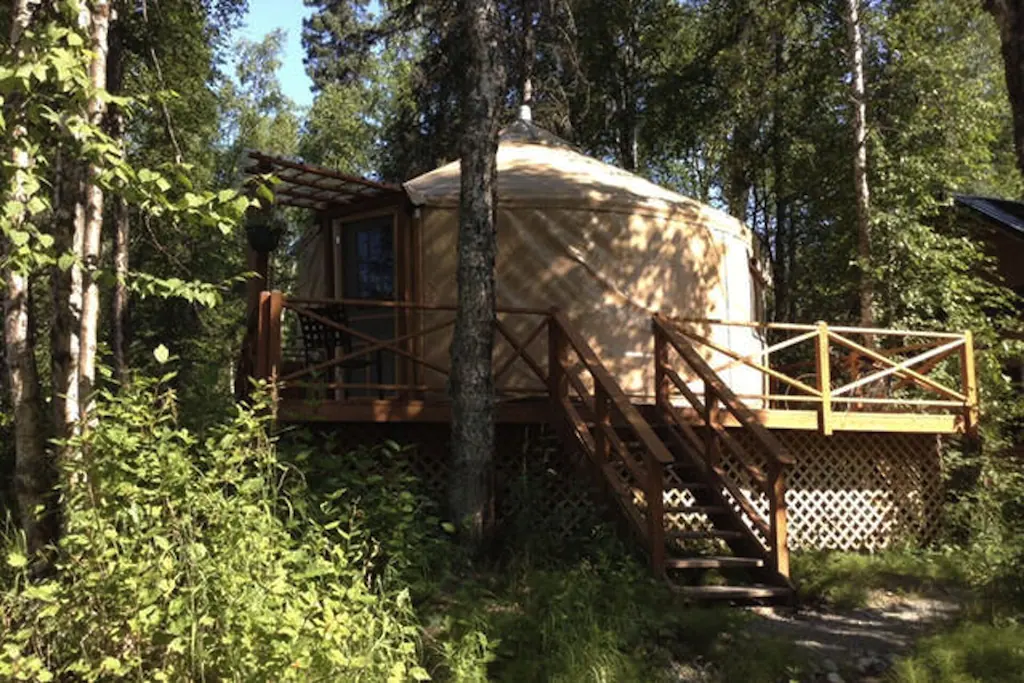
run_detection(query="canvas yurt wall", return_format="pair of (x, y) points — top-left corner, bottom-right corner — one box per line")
(404, 121), (766, 400)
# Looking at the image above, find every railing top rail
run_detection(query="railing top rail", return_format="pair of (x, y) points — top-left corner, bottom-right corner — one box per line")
(666, 317), (967, 340)
(283, 295), (551, 316)
(553, 311), (674, 466)
(654, 315), (795, 467)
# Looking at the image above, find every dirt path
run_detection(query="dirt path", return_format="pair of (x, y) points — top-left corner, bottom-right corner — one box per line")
(745, 591), (962, 681)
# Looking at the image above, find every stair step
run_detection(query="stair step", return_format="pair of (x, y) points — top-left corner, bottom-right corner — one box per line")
(671, 584), (792, 600)
(665, 556), (764, 570)
(667, 529), (746, 541)
(664, 504), (728, 515)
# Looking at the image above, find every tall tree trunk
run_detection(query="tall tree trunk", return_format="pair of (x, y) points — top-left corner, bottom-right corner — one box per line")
(845, 0), (873, 329)
(724, 121), (754, 223)
(449, 0), (503, 551)
(78, 0), (111, 414)
(771, 24), (790, 322)
(985, 1), (1024, 179)
(51, 147), (84, 445)
(519, 0), (538, 109)
(108, 20), (129, 383)
(4, 0), (54, 557)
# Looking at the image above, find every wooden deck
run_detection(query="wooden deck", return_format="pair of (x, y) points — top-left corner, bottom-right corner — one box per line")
(249, 293), (977, 437)
(277, 398), (962, 434)
(243, 291), (977, 600)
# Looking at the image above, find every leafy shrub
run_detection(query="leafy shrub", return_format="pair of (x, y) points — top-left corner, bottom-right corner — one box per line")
(0, 379), (428, 682)
(276, 429), (450, 596)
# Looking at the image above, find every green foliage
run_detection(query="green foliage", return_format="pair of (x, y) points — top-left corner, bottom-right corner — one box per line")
(792, 549), (971, 609)
(418, 555), (809, 683)
(277, 430), (450, 596)
(0, 380), (426, 681)
(891, 622), (1024, 683)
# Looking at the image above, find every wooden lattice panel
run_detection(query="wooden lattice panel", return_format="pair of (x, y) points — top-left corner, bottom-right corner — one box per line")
(285, 422), (943, 552)
(295, 423), (600, 538)
(724, 430), (943, 551)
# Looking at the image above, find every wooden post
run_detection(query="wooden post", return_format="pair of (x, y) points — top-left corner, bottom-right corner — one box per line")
(815, 320), (833, 436)
(768, 463), (790, 579)
(645, 451), (666, 576)
(268, 291), (284, 400)
(256, 291), (271, 380)
(654, 323), (670, 410)
(961, 330), (979, 437)
(703, 381), (721, 467)
(547, 310), (569, 402)
(246, 247), (270, 325)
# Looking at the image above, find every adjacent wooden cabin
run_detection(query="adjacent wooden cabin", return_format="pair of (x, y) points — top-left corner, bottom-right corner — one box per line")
(239, 119), (979, 601)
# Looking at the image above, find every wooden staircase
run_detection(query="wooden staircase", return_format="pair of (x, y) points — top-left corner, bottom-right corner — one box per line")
(547, 312), (795, 602)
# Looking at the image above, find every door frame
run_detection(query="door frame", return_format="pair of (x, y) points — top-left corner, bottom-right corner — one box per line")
(329, 206), (417, 393)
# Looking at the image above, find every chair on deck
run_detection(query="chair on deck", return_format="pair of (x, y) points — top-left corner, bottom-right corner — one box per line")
(296, 304), (383, 399)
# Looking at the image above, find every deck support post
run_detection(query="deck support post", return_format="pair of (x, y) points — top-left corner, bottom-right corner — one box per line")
(268, 291), (284, 402)
(645, 452), (666, 576)
(654, 322), (670, 412)
(256, 291), (271, 381)
(815, 321), (833, 436)
(960, 329), (979, 437)
(768, 462), (790, 579)
(547, 310), (568, 402)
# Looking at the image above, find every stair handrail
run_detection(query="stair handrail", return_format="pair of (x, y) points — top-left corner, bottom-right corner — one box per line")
(549, 311), (673, 573)
(653, 314), (792, 578)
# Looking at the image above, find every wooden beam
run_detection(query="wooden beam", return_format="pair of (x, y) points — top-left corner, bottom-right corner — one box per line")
(816, 321), (833, 436)
(961, 329), (979, 436)
(769, 463), (790, 579)
(277, 397), (550, 424)
(653, 406), (960, 434)
(828, 331), (966, 401)
(247, 151), (401, 193)
(655, 317), (795, 466)
(554, 312), (674, 466)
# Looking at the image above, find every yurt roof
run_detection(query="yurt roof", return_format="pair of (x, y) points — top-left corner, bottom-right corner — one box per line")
(403, 119), (749, 240)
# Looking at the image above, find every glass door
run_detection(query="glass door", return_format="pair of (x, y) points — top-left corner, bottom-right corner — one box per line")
(338, 214), (396, 394)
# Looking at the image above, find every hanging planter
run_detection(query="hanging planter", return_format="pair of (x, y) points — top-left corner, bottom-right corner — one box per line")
(245, 205), (286, 254)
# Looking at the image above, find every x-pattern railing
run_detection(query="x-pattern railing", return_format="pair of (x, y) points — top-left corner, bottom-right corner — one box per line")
(664, 318), (979, 436)
(254, 292), (551, 400)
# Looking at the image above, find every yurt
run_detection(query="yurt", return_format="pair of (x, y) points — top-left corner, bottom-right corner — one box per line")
(288, 117), (767, 400)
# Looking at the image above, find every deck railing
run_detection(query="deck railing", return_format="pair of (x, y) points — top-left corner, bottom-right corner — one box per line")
(654, 315), (794, 579)
(662, 317), (979, 437)
(253, 292), (551, 402)
(548, 312), (675, 574)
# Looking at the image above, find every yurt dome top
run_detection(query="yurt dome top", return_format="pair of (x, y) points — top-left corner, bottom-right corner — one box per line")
(403, 118), (750, 242)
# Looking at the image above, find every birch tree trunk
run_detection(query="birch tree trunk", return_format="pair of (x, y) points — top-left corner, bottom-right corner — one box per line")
(51, 148), (84, 445)
(4, 0), (54, 557)
(78, 0), (111, 414)
(449, 0), (503, 551)
(845, 0), (873, 329)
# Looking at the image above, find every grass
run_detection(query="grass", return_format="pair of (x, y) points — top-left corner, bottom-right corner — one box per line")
(792, 548), (970, 608)
(891, 622), (1024, 683)
(418, 553), (813, 682)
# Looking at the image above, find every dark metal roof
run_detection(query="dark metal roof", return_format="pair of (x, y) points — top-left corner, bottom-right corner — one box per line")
(954, 194), (1024, 240)
(243, 151), (403, 211)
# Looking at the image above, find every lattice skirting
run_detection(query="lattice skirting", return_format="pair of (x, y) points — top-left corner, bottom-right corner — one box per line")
(288, 423), (944, 552)
(722, 430), (944, 551)
(291, 423), (604, 538)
